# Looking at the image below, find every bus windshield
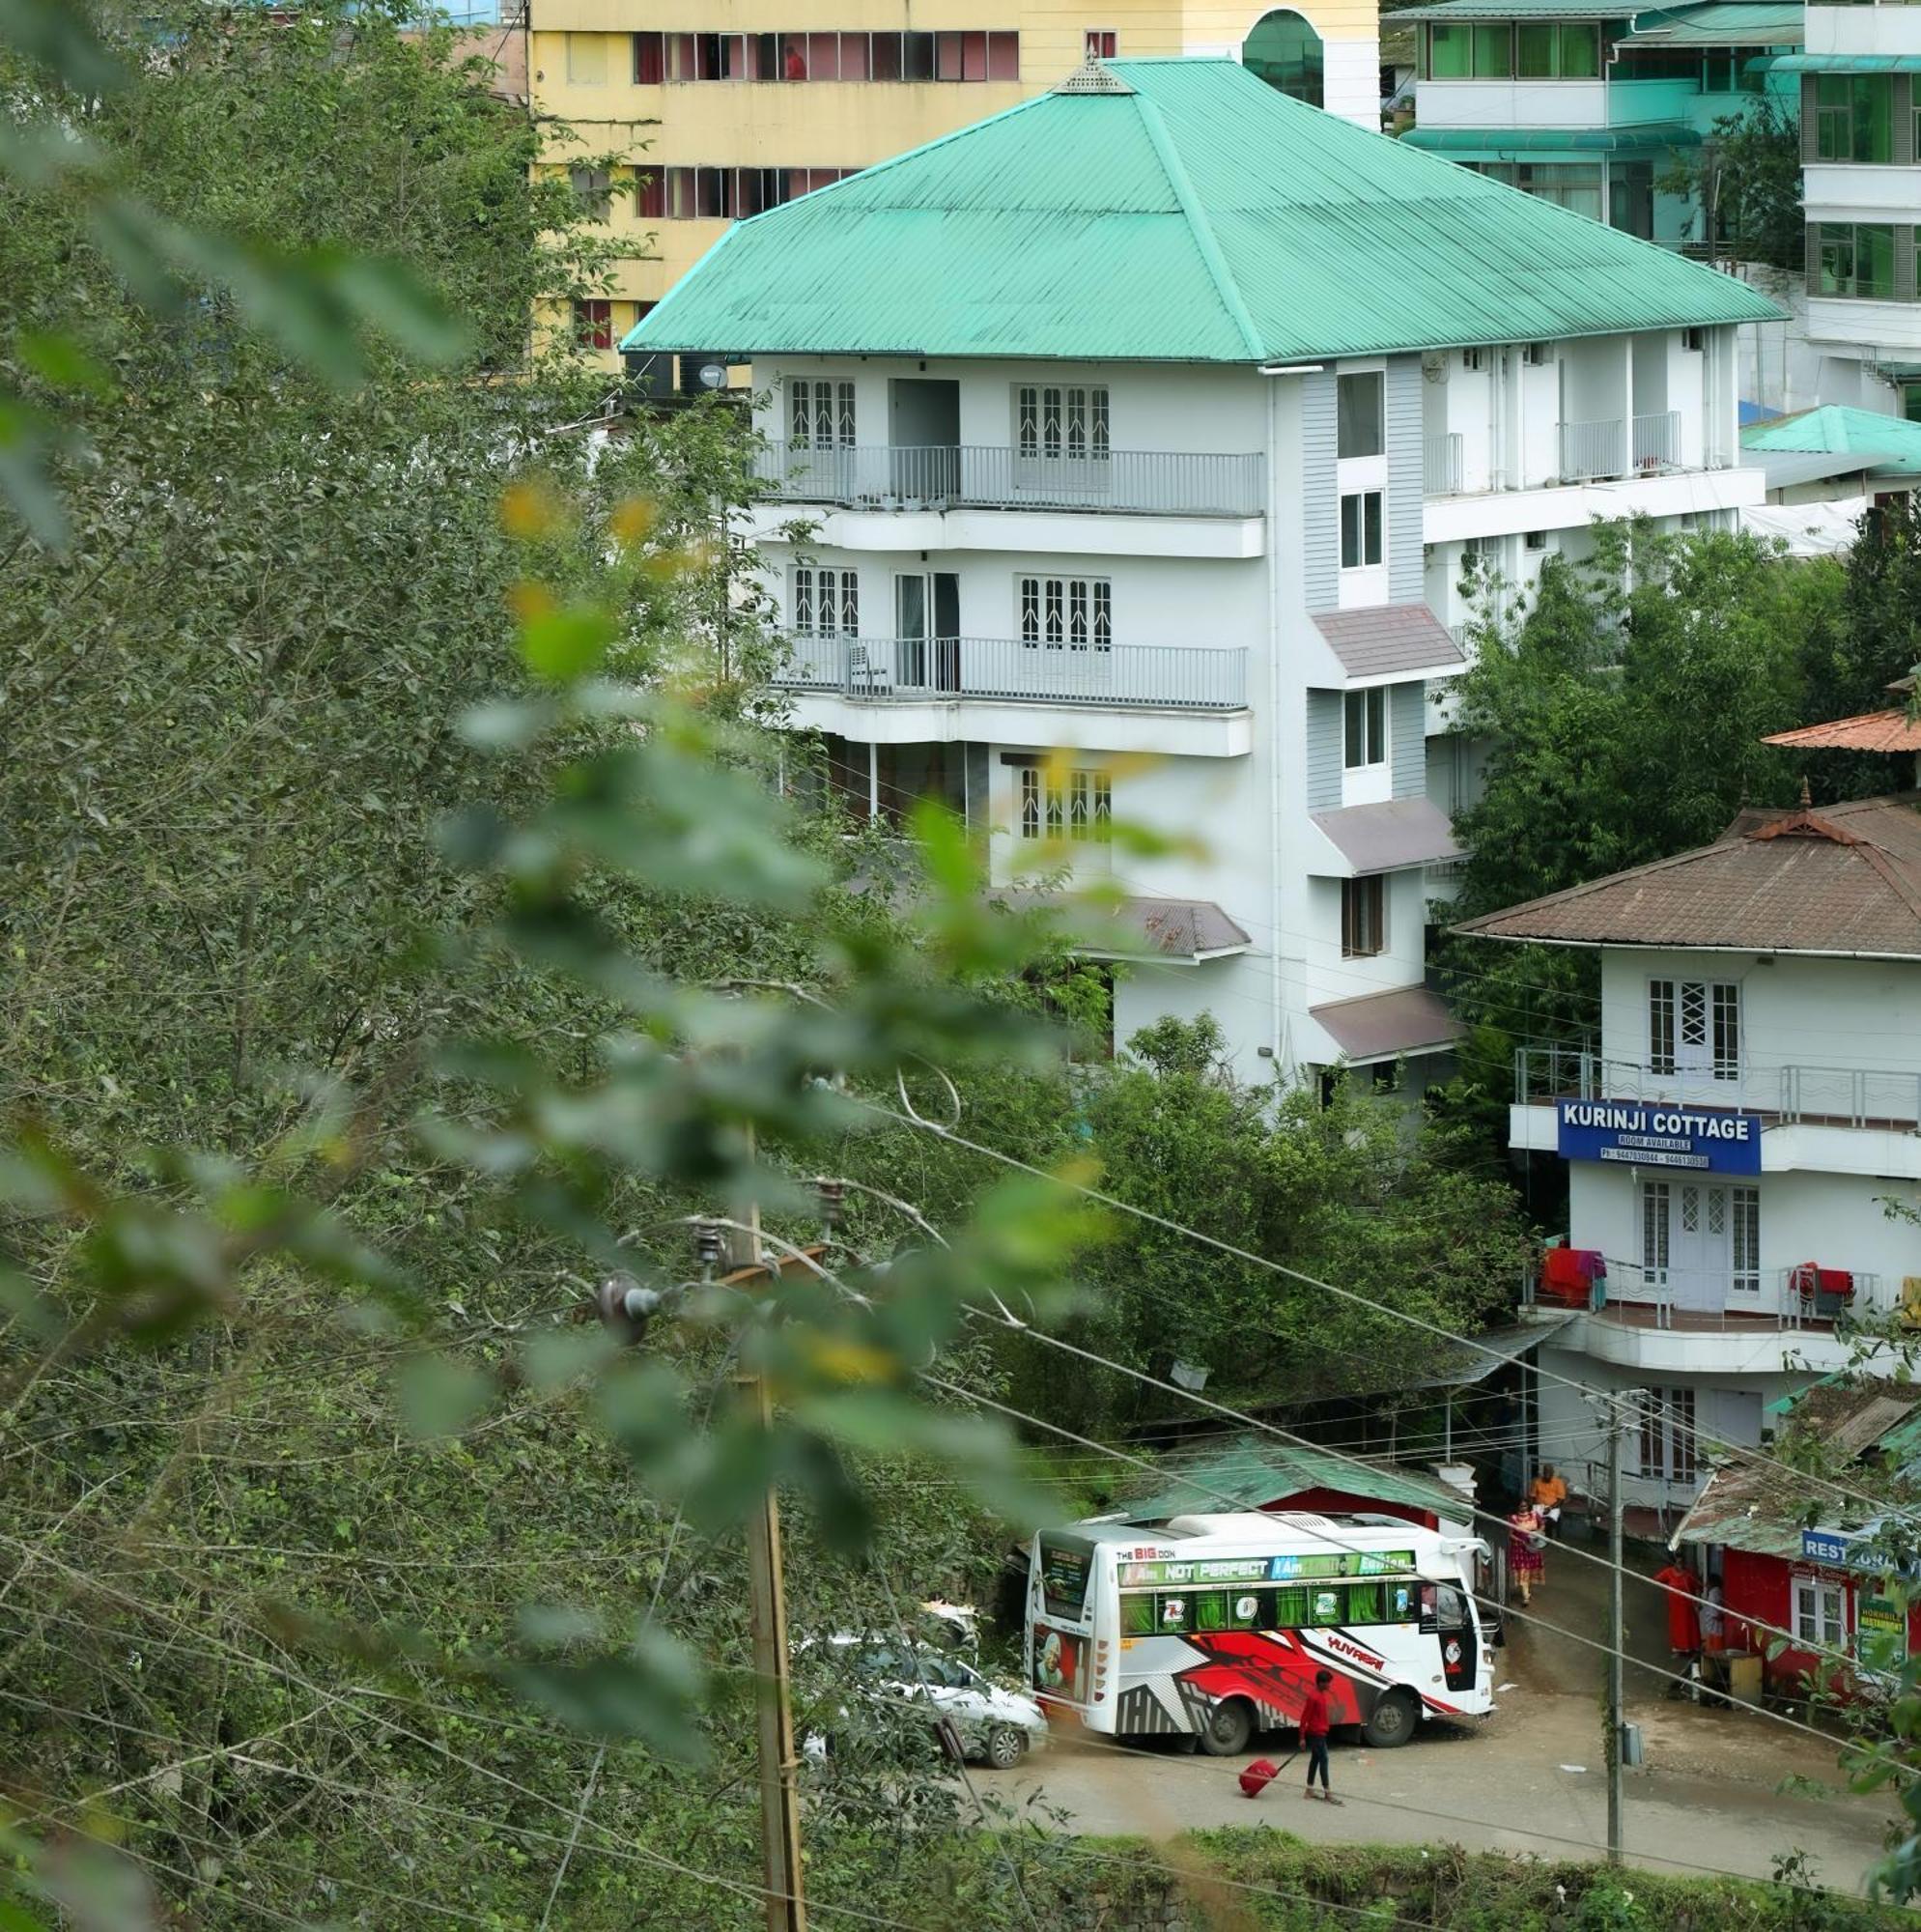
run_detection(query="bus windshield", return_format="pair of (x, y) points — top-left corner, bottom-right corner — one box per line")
(1036, 1535), (1095, 1622)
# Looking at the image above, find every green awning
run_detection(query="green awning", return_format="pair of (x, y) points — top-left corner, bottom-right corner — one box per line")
(1771, 52), (1921, 71)
(1617, 0), (1801, 46)
(1401, 123), (1702, 155)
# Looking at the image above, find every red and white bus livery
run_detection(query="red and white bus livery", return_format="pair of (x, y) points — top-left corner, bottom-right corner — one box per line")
(1027, 1510), (1494, 1754)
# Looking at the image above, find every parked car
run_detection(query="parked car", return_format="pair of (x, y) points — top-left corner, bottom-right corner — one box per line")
(805, 1637), (1048, 1769)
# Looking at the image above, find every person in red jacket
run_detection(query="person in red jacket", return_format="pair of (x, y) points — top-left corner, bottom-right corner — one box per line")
(1300, 1669), (1340, 1803)
(1653, 1558), (1704, 1695)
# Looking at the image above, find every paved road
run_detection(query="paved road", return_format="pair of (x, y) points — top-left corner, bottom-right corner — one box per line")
(975, 1546), (1899, 1892)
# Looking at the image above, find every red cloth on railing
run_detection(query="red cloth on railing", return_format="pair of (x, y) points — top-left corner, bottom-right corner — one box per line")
(1540, 1248), (1602, 1305)
(1790, 1264), (1855, 1302)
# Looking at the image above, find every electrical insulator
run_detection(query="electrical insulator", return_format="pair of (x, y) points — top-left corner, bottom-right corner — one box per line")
(692, 1218), (725, 1274)
(815, 1176), (846, 1231)
(596, 1273), (663, 1343)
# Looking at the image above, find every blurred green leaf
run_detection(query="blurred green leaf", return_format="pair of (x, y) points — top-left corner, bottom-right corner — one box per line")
(500, 1625), (706, 1759)
(519, 605), (615, 683)
(397, 1353), (494, 1440)
(0, 0), (126, 93)
(15, 330), (111, 396)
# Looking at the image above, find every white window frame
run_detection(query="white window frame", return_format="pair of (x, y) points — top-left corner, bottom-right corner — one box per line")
(790, 377), (856, 451)
(1016, 764), (1113, 844)
(1649, 977), (1740, 1080)
(1013, 384), (1111, 467)
(1794, 1574), (1848, 1648)
(1340, 489), (1384, 570)
(1731, 1184), (1761, 1293)
(1341, 875), (1386, 957)
(791, 563), (858, 639)
(1342, 687), (1386, 770)
(1016, 572), (1111, 653)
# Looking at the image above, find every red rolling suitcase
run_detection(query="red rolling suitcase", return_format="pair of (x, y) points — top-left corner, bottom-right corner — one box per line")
(1238, 1758), (1281, 1798)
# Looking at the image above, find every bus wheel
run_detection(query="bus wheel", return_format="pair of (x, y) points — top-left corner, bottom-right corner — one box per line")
(1197, 1698), (1254, 1756)
(1361, 1689), (1418, 1749)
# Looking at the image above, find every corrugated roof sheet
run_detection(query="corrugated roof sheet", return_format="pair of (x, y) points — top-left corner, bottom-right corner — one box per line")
(1744, 405), (1921, 478)
(1454, 793), (1921, 957)
(1314, 605), (1465, 678)
(1313, 797), (1464, 873)
(1764, 710), (1921, 754)
(1749, 447), (1882, 489)
(1403, 126), (1701, 155)
(1618, 1), (1802, 45)
(627, 57), (1780, 365)
(1311, 984), (1463, 1060)
(997, 892), (1252, 960)
(1671, 1380), (1921, 1557)
(1772, 52), (1921, 71)
(1397, 0), (1619, 17)
(1122, 1435), (1469, 1523)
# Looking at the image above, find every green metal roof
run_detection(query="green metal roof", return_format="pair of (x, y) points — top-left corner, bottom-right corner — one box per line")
(1121, 1436), (1469, 1524)
(1402, 124), (1701, 154)
(1619, 0), (1802, 44)
(1773, 51), (1921, 71)
(1743, 405), (1921, 477)
(625, 57), (1782, 364)
(1397, 0), (1620, 18)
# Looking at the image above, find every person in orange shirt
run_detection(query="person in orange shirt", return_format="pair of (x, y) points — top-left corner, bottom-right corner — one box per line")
(1529, 1465), (1568, 1540)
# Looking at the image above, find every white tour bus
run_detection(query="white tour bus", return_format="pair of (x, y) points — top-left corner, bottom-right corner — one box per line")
(1026, 1510), (1494, 1753)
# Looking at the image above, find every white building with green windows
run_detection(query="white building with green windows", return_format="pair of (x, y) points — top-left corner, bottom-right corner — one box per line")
(1780, 23), (1921, 418)
(627, 57), (1775, 1087)
(1400, 0), (1801, 244)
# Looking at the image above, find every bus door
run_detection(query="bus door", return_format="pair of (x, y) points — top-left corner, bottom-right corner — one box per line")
(1422, 1581), (1478, 1695)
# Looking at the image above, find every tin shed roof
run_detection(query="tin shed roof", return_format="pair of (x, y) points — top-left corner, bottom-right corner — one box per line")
(1742, 406), (1921, 478)
(1122, 1435), (1470, 1523)
(627, 58), (1780, 364)
(1453, 794), (1921, 958)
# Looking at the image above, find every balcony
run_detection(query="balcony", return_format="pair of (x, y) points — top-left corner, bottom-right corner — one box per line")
(1528, 1260), (1886, 1332)
(1559, 417), (1627, 483)
(1425, 432), (1465, 496)
(1514, 1045), (1921, 1131)
(776, 635), (1249, 712)
(750, 443), (1266, 519)
(1631, 411), (1681, 474)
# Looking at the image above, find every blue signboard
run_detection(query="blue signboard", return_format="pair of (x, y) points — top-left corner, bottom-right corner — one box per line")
(1803, 1528), (1854, 1568)
(1556, 1100), (1762, 1176)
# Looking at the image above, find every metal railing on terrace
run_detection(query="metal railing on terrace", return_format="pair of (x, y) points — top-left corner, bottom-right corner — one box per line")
(1559, 417), (1628, 483)
(1522, 1257), (1886, 1330)
(1424, 432), (1464, 496)
(751, 443), (1267, 519)
(1514, 1044), (1921, 1130)
(777, 634), (1249, 711)
(1632, 410), (1682, 473)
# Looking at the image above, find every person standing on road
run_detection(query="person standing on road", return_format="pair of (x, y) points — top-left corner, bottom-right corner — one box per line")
(1653, 1556), (1705, 1696)
(1509, 1502), (1545, 1604)
(1301, 1669), (1340, 1804)
(1529, 1465), (1568, 1539)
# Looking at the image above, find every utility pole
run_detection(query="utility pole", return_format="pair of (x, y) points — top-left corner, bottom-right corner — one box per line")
(721, 1175), (809, 1932)
(1607, 1398), (1626, 1867)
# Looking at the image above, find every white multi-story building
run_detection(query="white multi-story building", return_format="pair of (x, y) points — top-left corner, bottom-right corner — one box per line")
(631, 55), (1775, 1087)
(1784, 11), (1921, 419)
(1461, 794), (1920, 1517)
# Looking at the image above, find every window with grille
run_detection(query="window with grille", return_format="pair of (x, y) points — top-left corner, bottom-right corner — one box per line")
(1014, 386), (1111, 464)
(1017, 767), (1112, 843)
(633, 29), (1018, 81)
(1341, 877), (1385, 957)
(1794, 1576), (1847, 1647)
(1017, 575), (1110, 652)
(1342, 687), (1386, 768)
(1641, 1180), (1671, 1279)
(1732, 1186), (1760, 1293)
(792, 565), (858, 637)
(1649, 978), (1738, 1078)
(790, 379), (856, 450)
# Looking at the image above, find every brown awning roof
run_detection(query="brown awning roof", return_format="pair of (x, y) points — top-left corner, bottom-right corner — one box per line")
(1312, 797), (1462, 875)
(999, 892), (1252, 963)
(1312, 605), (1465, 681)
(1453, 793), (1921, 958)
(1763, 709), (1921, 753)
(1311, 985), (1462, 1062)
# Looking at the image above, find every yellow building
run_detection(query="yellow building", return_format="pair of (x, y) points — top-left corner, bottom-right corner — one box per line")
(533, 0), (1382, 365)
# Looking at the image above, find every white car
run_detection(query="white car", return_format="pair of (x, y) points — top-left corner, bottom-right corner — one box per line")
(808, 1638), (1048, 1770)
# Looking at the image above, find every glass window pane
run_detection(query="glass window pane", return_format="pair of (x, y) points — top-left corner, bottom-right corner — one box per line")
(936, 31), (963, 79)
(1558, 24), (1600, 76)
(1517, 23), (1554, 74)
(1430, 23), (1473, 76)
(987, 31), (1020, 79)
(1337, 371), (1384, 458)
(839, 32), (870, 80)
(806, 33), (839, 79)
(1473, 23), (1511, 74)
(961, 29), (987, 78)
(1858, 76), (1892, 162)
(903, 31), (934, 78)
(1364, 491), (1384, 564)
(1862, 224), (1896, 298)
(1341, 493), (1360, 568)
(872, 32), (902, 79)
(1120, 1593), (1154, 1635)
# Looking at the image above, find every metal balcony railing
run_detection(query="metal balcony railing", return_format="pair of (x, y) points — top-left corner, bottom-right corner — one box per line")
(1514, 1044), (1921, 1130)
(1424, 432), (1464, 496)
(1632, 410), (1681, 473)
(1523, 1252), (1885, 1330)
(777, 634), (1249, 711)
(751, 442), (1266, 518)
(1559, 417), (1627, 483)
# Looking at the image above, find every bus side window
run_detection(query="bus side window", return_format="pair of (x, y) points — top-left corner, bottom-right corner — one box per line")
(1309, 1586), (1342, 1626)
(1120, 1594), (1154, 1636)
(1196, 1591), (1230, 1633)
(1159, 1595), (1189, 1631)
(1230, 1591), (1265, 1629)
(1391, 1582), (1417, 1622)
(1347, 1581), (1384, 1625)
(1275, 1585), (1311, 1627)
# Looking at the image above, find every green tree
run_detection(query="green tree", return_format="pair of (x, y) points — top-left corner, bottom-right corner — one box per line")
(1664, 97), (1804, 272)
